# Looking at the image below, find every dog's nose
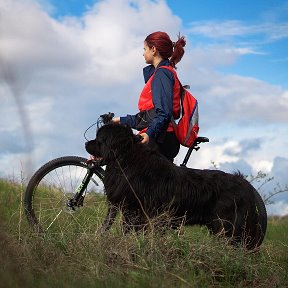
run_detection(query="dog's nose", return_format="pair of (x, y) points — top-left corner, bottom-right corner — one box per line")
(85, 140), (97, 155)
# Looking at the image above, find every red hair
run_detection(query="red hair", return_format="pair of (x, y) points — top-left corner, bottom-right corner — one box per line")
(145, 31), (186, 68)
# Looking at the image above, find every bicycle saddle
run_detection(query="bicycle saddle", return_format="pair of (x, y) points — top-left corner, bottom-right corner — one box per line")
(195, 137), (209, 144)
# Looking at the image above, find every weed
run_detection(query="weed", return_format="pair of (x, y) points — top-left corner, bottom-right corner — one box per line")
(0, 178), (287, 288)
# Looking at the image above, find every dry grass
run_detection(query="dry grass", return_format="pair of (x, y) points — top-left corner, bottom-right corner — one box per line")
(0, 178), (287, 288)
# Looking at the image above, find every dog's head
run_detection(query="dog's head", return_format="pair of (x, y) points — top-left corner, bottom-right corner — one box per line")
(85, 123), (142, 162)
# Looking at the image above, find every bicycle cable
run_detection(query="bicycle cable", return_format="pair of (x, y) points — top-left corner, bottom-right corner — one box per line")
(84, 113), (114, 141)
(83, 121), (98, 141)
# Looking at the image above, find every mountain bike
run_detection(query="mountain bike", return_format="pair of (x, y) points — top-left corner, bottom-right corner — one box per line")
(24, 113), (267, 244)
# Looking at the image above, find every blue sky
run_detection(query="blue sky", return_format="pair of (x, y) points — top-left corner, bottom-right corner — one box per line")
(0, 0), (288, 215)
(43, 0), (288, 88)
(171, 0), (288, 88)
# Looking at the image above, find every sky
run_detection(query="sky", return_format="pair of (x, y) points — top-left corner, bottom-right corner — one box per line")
(0, 0), (288, 215)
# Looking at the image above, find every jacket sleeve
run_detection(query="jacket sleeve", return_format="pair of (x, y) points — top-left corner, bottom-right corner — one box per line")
(146, 68), (174, 138)
(120, 114), (137, 128)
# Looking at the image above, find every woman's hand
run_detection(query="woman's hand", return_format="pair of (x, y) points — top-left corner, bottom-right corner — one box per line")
(140, 132), (149, 144)
(111, 117), (148, 143)
(112, 117), (120, 123)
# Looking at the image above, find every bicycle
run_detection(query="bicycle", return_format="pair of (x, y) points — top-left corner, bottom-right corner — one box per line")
(24, 113), (267, 246)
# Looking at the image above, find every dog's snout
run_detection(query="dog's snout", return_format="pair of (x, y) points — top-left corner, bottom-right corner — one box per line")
(85, 139), (98, 156)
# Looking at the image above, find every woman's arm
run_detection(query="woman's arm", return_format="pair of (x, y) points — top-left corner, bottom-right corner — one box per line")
(146, 67), (174, 138)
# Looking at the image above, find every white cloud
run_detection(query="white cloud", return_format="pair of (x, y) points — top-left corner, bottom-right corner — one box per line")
(28, 97), (54, 133)
(252, 160), (273, 174)
(187, 20), (288, 41)
(197, 72), (288, 126)
(0, 0), (85, 69)
(267, 201), (288, 216)
(79, 0), (182, 84)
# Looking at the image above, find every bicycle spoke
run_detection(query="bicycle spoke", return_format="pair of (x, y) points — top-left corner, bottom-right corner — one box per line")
(46, 210), (63, 231)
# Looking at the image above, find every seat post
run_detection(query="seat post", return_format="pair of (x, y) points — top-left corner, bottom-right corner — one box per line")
(180, 137), (209, 167)
(180, 146), (194, 167)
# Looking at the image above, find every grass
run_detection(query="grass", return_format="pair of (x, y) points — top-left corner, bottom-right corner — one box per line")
(0, 178), (288, 287)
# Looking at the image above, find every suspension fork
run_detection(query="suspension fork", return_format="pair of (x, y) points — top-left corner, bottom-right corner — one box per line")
(67, 165), (95, 210)
(66, 161), (117, 231)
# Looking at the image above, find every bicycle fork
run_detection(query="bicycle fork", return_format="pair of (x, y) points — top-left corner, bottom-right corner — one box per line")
(66, 165), (95, 210)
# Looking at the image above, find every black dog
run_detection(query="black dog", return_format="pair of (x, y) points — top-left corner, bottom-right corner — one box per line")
(86, 123), (264, 249)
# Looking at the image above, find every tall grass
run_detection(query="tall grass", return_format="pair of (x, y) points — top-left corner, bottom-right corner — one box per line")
(0, 178), (287, 287)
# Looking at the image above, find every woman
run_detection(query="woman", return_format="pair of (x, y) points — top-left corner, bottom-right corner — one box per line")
(113, 31), (186, 162)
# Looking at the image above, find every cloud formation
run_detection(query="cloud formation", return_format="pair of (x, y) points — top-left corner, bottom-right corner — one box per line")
(188, 20), (288, 41)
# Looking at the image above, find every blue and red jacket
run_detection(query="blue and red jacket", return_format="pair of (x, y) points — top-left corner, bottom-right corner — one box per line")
(120, 59), (181, 139)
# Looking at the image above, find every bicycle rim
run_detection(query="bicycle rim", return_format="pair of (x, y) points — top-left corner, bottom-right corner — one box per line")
(24, 156), (109, 237)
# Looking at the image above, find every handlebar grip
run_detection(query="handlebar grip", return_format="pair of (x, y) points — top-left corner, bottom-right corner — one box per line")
(100, 112), (115, 124)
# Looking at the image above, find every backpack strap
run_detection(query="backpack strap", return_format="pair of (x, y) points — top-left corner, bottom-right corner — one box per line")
(155, 65), (183, 124)
(171, 82), (189, 129)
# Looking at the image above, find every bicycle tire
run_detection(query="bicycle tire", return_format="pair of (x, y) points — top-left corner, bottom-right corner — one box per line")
(253, 188), (267, 247)
(24, 156), (114, 236)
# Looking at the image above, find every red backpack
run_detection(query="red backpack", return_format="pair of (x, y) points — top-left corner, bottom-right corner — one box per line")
(171, 84), (199, 148)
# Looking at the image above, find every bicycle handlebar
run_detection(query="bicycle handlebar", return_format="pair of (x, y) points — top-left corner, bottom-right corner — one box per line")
(84, 112), (115, 141)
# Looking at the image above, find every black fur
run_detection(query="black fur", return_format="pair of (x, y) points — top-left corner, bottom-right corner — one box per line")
(87, 123), (263, 249)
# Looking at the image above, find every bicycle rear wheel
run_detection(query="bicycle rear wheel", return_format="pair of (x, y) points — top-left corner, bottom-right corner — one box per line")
(24, 156), (113, 236)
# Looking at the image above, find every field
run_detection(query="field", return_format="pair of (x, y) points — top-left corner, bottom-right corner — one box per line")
(0, 178), (287, 288)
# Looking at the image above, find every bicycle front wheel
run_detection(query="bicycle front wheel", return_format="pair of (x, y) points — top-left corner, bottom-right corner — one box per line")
(24, 156), (111, 236)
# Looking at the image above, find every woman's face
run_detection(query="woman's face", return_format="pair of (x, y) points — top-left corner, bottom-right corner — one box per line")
(143, 41), (154, 65)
